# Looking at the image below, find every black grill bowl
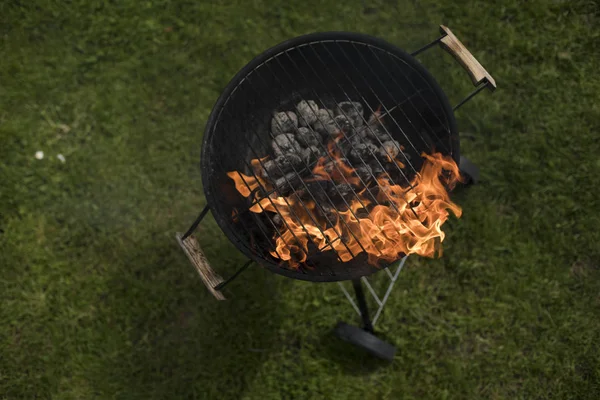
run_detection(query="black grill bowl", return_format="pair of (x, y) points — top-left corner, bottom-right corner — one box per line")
(201, 32), (458, 282)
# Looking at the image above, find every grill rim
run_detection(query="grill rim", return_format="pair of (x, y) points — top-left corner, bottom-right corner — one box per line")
(200, 31), (459, 282)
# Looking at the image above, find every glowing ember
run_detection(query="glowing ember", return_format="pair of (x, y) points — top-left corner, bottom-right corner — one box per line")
(227, 137), (463, 268)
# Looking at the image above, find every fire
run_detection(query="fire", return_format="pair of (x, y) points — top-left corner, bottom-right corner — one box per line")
(227, 140), (463, 268)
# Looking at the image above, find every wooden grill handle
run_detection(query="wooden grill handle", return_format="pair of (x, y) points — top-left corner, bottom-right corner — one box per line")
(176, 232), (226, 300)
(438, 25), (496, 91)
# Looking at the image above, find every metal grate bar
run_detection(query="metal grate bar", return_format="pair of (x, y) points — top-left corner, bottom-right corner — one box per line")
(313, 43), (422, 176)
(361, 276), (383, 306)
(231, 169), (310, 261)
(380, 50), (455, 150)
(239, 78), (370, 260)
(338, 281), (361, 317)
(250, 62), (382, 258)
(237, 75), (375, 259)
(297, 47), (416, 181)
(240, 108), (349, 260)
(292, 45), (421, 219)
(297, 44), (417, 177)
(238, 88), (432, 220)
(336, 43), (440, 157)
(385, 266), (394, 280)
(372, 257), (407, 325)
(222, 101), (322, 263)
(366, 47), (450, 153)
(263, 58), (392, 257)
(210, 141), (290, 261)
(229, 174), (290, 261)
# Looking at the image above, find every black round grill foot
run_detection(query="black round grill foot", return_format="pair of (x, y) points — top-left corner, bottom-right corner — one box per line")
(334, 322), (396, 361)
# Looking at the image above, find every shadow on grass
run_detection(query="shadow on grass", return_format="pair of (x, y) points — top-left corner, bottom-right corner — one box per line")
(316, 327), (393, 376)
(90, 227), (290, 399)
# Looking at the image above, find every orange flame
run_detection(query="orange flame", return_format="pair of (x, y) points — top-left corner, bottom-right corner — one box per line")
(227, 141), (462, 268)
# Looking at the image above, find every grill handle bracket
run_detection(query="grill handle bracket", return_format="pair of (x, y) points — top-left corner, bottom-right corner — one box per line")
(176, 232), (226, 300)
(438, 25), (496, 91)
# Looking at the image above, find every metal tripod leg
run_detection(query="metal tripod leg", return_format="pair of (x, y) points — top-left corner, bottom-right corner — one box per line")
(334, 278), (396, 361)
(352, 279), (375, 333)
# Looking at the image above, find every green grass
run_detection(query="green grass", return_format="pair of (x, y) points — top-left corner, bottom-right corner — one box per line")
(1, 0), (600, 398)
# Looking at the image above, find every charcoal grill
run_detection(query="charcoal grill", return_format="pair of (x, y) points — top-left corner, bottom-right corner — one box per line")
(176, 26), (495, 360)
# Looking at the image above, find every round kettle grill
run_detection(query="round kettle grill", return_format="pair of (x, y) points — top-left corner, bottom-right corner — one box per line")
(176, 25), (495, 360)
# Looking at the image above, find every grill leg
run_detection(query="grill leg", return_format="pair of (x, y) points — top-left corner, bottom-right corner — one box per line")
(334, 278), (396, 361)
(352, 279), (374, 333)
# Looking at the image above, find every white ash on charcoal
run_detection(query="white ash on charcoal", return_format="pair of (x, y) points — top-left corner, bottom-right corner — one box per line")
(294, 126), (321, 148)
(257, 100), (413, 206)
(377, 140), (401, 160)
(301, 145), (323, 165)
(271, 111), (298, 135)
(260, 153), (302, 180)
(348, 141), (379, 163)
(333, 115), (354, 135)
(321, 108), (335, 118)
(360, 124), (390, 142)
(272, 133), (303, 158)
(312, 109), (337, 137)
(380, 141), (411, 164)
(335, 101), (364, 127)
(351, 125), (370, 141)
(295, 100), (320, 126)
(355, 164), (374, 184)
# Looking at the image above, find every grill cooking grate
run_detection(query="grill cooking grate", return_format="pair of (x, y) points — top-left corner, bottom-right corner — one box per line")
(204, 37), (459, 276)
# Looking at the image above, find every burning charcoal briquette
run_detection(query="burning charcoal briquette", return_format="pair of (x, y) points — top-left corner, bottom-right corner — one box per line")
(295, 100), (320, 126)
(333, 115), (353, 135)
(273, 172), (301, 195)
(261, 159), (282, 180)
(302, 145), (322, 165)
(353, 125), (370, 141)
(369, 159), (384, 176)
(323, 160), (335, 175)
(261, 154), (302, 180)
(364, 125), (390, 142)
(329, 182), (354, 202)
(378, 140), (401, 160)
(272, 133), (302, 157)
(270, 213), (282, 226)
(337, 138), (355, 160)
(335, 101), (364, 127)
(312, 109), (337, 136)
(355, 164), (374, 183)
(295, 127), (321, 148)
(349, 141), (378, 162)
(271, 111), (298, 135)
(304, 180), (329, 203)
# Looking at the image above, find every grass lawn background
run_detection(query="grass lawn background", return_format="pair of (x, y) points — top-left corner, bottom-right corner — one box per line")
(1, 0), (599, 398)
